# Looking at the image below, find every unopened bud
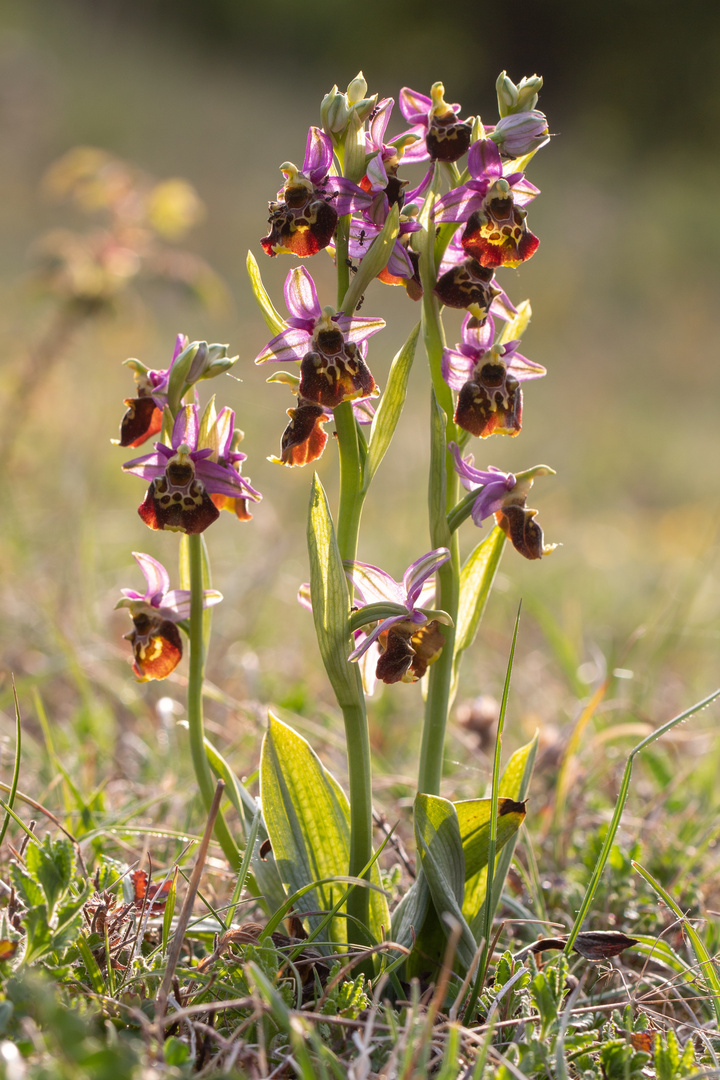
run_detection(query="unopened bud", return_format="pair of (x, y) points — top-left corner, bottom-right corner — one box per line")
(496, 72), (543, 117)
(496, 72), (519, 117)
(187, 342), (237, 383)
(321, 86), (350, 135)
(490, 110), (549, 157)
(346, 72), (368, 105)
(514, 75), (543, 113)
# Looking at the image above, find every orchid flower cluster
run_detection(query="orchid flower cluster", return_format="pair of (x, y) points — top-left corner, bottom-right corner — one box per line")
(111, 71), (558, 933)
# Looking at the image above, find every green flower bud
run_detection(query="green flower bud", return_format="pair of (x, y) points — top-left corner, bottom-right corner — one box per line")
(321, 85), (350, 135)
(496, 71), (543, 117)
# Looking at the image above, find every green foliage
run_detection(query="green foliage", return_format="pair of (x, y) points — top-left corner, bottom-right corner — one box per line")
(1, 972), (142, 1080)
(320, 962), (370, 1019)
(10, 836), (90, 967)
(363, 323), (419, 488)
(307, 475), (363, 709)
(654, 1029), (695, 1080)
(454, 527), (506, 677)
(260, 714), (389, 946)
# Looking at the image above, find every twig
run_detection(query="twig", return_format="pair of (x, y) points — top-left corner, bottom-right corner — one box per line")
(155, 780), (225, 1033)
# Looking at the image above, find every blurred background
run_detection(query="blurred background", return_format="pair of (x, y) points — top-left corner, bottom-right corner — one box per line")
(1, 0), (719, 810)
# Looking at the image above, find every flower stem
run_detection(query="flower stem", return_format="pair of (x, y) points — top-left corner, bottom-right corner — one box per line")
(335, 215), (350, 311)
(334, 400), (364, 566)
(340, 698), (373, 938)
(418, 519), (460, 795)
(187, 533), (240, 869)
(417, 170), (461, 795)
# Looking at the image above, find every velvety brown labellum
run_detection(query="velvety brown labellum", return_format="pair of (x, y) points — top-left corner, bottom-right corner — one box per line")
(375, 626), (416, 684)
(461, 201), (539, 269)
(426, 115), (473, 162)
(279, 402), (330, 466)
(434, 259), (499, 313)
(408, 620), (446, 680)
(261, 190), (338, 258)
(495, 503), (545, 559)
(119, 396), (163, 448)
(299, 340), (375, 409)
(138, 461), (220, 534)
(128, 612), (183, 681)
(454, 370), (522, 438)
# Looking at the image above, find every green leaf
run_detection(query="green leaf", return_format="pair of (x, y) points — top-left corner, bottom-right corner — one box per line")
(466, 734), (537, 938)
(10, 863), (44, 909)
(202, 734), (287, 913)
(164, 1036), (191, 1066)
(25, 836), (75, 916)
(363, 324), (419, 488)
(429, 390), (451, 550)
(340, 203), (400, 315)
(456, 798), (526, 882)
(457, 797), (526, 929)
(51, 886), (91, 954)
(390, 872), (430, 951)
(414, 794), (477, 970)
(260, 714), (389, 946)
(246, 250), (285, 335)
(20, 904), (52, 965)
(307, 475), (363, 709)
(76, 935), (105, 994)
(454, 527), (506, 670)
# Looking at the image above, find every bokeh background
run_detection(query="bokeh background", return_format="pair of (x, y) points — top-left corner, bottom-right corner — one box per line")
(1, 0), (719, 807)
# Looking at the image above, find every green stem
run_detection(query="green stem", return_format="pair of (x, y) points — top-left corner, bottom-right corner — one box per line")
(187, 533), (240, 869)
(417, 166), (461, 795)
(335, 215), (350, 310)
(341, 698), (373, 938)
(334, 400), (364, 566)
(417, 533), (459, 795)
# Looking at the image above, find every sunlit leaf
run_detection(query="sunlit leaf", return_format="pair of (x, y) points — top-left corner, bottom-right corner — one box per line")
(260, 714), (389, 946)
(414, 793), (477, 970)
(364, 323), (419, 488)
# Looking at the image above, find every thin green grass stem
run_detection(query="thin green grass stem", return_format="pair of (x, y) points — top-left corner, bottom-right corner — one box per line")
(334, 400), (364, 566)
(632, 859), (720, 1029)
(565, 686), (720, 954)
(463, 605), (522, 1022)
(187, 533), (240, 870)
(0, 681), (22, 849)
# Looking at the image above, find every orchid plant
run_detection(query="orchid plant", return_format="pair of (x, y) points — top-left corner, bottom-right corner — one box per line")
(115, 70), (556, 980)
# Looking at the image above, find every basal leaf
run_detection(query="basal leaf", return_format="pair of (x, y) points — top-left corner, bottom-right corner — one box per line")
(390, 871), (430, 951)
(456, 797), (527, 882)
(364, 324), (419, 488)
(466, 733), (538, 937)
(414, 794), (477, 970)
(307, 475), (364, 709)
(260, 714), (389, 947)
